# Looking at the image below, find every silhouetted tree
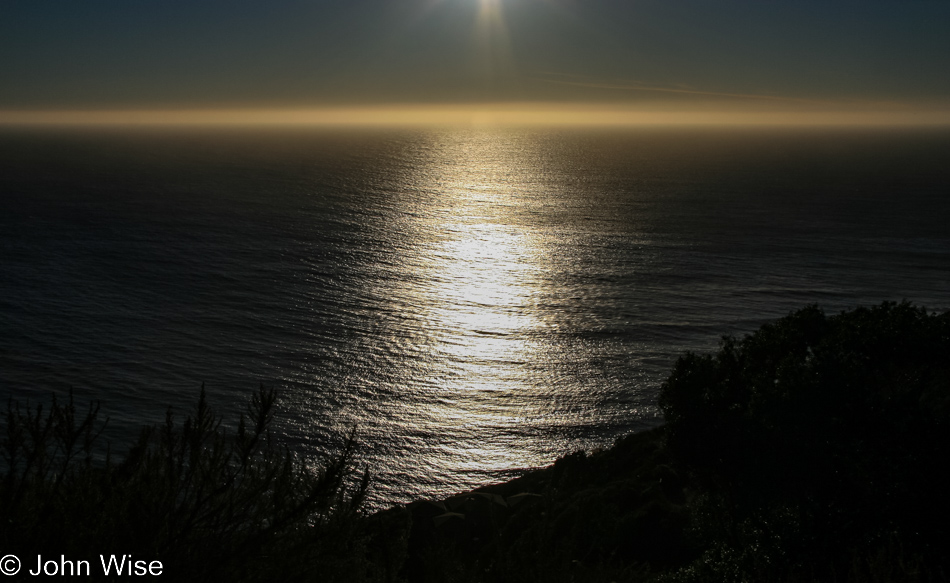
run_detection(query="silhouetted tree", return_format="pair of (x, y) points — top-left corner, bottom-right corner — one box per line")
(659, 302), (950, 581)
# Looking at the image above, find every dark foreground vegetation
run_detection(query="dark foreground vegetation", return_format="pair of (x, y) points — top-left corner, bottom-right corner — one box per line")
(1, 387), (375, 581)
(3, 301), (948, 582)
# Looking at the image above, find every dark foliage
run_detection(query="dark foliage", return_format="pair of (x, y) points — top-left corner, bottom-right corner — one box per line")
(659, 302), (950, 581)
(0, 386), (383, 582)
(402, 427), (696, 583)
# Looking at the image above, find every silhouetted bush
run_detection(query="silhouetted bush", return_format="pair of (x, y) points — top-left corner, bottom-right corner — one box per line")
(0, 386), (379, 582)
(659, 302), (950, 581)
(401, 427), (696, 583)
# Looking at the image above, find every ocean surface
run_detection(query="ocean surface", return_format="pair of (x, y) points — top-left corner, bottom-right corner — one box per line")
(2, 126), (949, 508)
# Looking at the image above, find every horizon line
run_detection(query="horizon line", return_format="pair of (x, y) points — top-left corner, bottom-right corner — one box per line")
(2, 102), (950, 128)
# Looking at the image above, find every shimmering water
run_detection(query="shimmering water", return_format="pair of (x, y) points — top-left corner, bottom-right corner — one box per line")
(2, 127), (949, 507)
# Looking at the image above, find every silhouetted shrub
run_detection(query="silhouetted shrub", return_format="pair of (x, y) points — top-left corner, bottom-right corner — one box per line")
(659, 302), (950, 581)
(401, 427), (696, 583)
(1, 386), (377, 582)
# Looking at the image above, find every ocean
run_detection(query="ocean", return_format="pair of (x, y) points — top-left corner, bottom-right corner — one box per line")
(2, 126), (949, 507)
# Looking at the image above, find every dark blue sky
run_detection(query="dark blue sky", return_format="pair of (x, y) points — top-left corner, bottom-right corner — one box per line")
(2, 0), (949, 109)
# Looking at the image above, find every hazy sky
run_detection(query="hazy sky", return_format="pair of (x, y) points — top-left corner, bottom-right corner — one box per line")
(2, 0), (949, 112)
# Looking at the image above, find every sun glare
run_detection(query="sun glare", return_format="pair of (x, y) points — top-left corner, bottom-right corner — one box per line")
(472, 0), (516, 90)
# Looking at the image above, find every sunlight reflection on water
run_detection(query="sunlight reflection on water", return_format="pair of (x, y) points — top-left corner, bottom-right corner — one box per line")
(365, 131), (563, 480)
